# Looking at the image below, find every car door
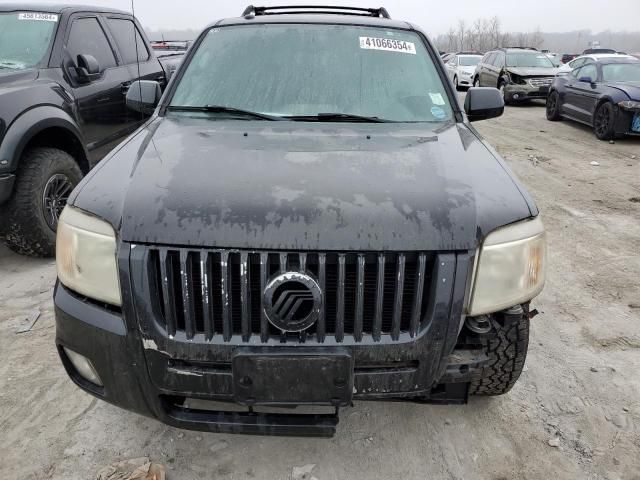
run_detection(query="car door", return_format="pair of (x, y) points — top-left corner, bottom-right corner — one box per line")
(492, 52), (506, 87)
(445, 55), (457, 83)
(565, 63), (599, 122)
(479, 53), (495, 86)
(64, 14), (137, 165)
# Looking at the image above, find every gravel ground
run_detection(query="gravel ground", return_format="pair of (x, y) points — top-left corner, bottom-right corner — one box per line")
(1, 97), (639, 480)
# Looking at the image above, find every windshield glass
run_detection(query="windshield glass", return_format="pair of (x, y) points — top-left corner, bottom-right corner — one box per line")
(458, 56), (481, 66)
(170, 24), (453, 122)
(506, 52), (554, 68)
(0, 12), (58, 70)
(602, 63), (640, 82)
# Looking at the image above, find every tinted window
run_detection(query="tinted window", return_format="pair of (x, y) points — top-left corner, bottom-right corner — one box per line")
(570, 58), (586, 69)
(106, 18), (150, 64)
(171, 24), (454, 123)
(484, 52), (497, 66)
(577, 63), (597, 81)
(67, 17), (116, 70)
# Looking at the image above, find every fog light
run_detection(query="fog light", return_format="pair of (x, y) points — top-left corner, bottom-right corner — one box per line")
(513, 93), (520, 100)
(63, 347), (103, 386)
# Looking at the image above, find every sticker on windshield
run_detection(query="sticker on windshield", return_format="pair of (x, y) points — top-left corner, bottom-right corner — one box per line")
(431, 106), (446, 120)
(429, 93), (445, 105)
(18, 12), (59, 22)
(359, 37), (416, 55)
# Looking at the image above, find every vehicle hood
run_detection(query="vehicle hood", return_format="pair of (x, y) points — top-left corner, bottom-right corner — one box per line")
(0, 68), (38, 87)
(506, 67), (559, 77)
(605, 81), (640, 100)
(458, 65), (476, 75)
(72, 117), (535, 251)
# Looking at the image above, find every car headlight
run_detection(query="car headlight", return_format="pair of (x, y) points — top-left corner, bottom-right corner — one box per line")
(618, 100), (640, 111)
(508, 73), (528, 85)
(468, 216), (546, 316)
(56, 206), (121, 306)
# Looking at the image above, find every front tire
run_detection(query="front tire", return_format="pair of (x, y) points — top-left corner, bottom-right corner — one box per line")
(473, 76), (480, 87)
(593, 102), (616, 140)
(454, 75), (460, 91)
(1, 147), (82, 257)
(546, 90), (562, 121)
(469, 313), (530, 396)
(498, 82), (511, 105)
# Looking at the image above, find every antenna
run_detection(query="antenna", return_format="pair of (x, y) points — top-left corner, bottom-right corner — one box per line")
(131, 0), (144, 121)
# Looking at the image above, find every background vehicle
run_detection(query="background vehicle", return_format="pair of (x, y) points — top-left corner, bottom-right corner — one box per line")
(546, 58), (640, 140)
(557, 53), (636, 75)
(445, 52), (483, 90)
(0, 4), (181, 256)
(473, 47), (559, 103)
(54, 5), (545, 437)
(561, 53), (578, 64)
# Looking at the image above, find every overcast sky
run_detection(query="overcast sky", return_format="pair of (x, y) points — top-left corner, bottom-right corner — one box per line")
(31, 0), (640, 35)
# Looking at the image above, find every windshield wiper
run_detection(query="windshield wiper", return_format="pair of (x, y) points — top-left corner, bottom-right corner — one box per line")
(285, 113), (393, 123)
(167, 105), (282, 121)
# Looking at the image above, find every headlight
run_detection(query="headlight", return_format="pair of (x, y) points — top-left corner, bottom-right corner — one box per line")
(508, 73), (527, 85)
(618, 100), (640, 111)
(56, 206), (121, 306)
(469, 216), (546, 316)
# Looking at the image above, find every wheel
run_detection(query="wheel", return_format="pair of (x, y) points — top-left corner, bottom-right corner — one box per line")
(593, 102), (616, 140)
(546, 90), (562, 121)
(0, 147), (82, 257)
(473, 76), (480, 87)
(469, 313), (529, 396)
(498, 82), (511, 105)
(453, 75), (459, 91)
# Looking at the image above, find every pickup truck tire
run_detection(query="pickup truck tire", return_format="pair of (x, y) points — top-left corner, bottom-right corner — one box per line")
(1, 147), (82, 257)
(469, 314), (529, 396)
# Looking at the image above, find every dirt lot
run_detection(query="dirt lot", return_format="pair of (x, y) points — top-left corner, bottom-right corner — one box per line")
(1, 97), (639, 480)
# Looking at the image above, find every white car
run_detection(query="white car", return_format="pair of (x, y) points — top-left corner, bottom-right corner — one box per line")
(445, 53), (483, 90)
(557, 53), (636, 75)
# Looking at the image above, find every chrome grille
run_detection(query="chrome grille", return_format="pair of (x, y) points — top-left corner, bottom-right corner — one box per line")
(148, 248), (435, 343)
(528, 77), (553, 87)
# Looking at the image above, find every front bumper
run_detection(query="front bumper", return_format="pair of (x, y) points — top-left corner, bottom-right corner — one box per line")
(504, 83), (550, 101)
(54, 249), (490, 436)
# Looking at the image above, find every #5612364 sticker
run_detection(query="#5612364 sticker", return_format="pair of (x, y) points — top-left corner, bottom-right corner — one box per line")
(359, 37), (416, 55)
(18, 12), (59, 22)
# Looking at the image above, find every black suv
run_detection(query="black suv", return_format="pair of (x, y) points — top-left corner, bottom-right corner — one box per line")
(0, 4), (181, 256)
(54, 6), (546, 437)
(473, 47), (559, 103)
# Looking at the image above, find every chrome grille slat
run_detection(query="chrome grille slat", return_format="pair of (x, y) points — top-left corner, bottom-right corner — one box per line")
(148, 248), (434, 344)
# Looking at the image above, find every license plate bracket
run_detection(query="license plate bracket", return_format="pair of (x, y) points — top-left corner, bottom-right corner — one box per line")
(232, 348), (353, 406)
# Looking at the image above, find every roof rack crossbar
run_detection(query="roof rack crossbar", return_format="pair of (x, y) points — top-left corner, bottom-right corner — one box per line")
(242, 5), (391, 19)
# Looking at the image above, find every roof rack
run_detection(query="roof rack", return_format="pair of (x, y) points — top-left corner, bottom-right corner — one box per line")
(242, 5), (391, 19)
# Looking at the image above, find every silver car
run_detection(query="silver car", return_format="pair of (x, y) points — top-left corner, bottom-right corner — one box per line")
(445, 53), (483, 90)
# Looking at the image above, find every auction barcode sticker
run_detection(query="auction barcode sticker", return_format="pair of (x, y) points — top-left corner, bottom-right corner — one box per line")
(18, 12), (59, 22)
(359, 37), (416, 54)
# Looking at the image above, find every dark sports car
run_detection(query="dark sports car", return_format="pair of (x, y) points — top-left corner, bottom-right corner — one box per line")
(546, 58), (640, 140)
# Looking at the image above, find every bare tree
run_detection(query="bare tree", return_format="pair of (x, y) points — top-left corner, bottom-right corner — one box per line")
(447, 27), (457, 52)
(457, 20), (466, 51)
(530, 27), (544, 49)
(488, 16), (501, 48)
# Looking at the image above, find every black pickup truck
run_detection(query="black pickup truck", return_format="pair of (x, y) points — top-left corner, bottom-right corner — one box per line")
(0, 4), (182, 256)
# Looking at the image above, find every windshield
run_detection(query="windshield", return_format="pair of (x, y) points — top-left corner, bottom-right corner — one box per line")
(0, 12), (58, 70)
(458, 56), (481, 66)
(602, 63), (640, 82)
(506, 52), (555, 68)
(170, 24), (453, 123)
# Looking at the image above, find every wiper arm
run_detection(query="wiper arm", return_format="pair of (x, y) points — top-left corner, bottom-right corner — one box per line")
(167, 105), (283, 121)
(285, 113), (393, 123)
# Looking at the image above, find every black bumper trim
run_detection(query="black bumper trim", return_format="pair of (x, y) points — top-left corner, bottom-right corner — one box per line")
(162, 399), (339, 437)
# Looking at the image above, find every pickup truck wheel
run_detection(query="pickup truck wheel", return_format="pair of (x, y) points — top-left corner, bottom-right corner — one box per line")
(1, 147), (82, 257)
(473, 76), (480, 87)
(593, 101), (616, 140)
(469, 314), (529, 396)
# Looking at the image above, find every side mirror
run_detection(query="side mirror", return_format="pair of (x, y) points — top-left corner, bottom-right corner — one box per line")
(126, 80), (162, 114)
(579, 76), (594, 84)
(464, 87), (504, 122)
(75, 54), (100, 83)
